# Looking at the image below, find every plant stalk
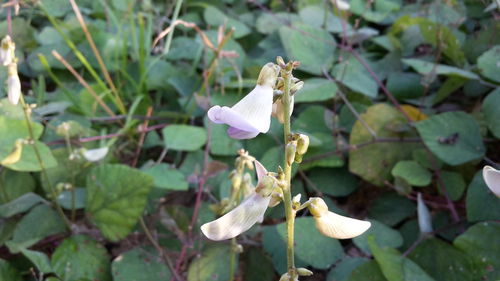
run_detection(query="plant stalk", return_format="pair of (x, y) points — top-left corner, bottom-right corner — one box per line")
(281, 67), (296, 279)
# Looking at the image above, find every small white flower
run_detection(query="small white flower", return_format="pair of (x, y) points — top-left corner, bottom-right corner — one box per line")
(82, 147), (109, 162)
(207, 63), (279, 139)
(201, 160), (274, 241)
(7, 63), (21, 105)
(308, 197), (371, 239)
(482, 165), (500, 198)
(417, 193), (433, 233)
(0, 35), (15, 66)
(332, 0), (350, 10)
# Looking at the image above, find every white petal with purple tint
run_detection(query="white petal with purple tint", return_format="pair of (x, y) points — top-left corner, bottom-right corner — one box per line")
(483, 165), (500, 198)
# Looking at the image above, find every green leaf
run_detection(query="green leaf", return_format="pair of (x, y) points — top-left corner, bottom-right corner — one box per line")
(332, 54), (378, 98)
(368, 193), (416, 227)
(86, 164), (153, 241)
(347, 260), (387, 281)
(294, 78), (337, 103)
(482, 88), (500, 138)
(391, 160), (431, 187)
(20, 248), (53, 274)
(415, 111), (485, 165)
(0, 116), (43, 161)
(57, 188), (87, 210)
(3, 141), (58, 172)
(349, 104), (419, 186)
(263, 217), (343, 273)
(353, 220), (403, 255)
(477, 45), (500, 83)
(112, 247), (171, 281)
(187, 244), (234, 281)
(162, 125), (207, 151)
(328, 257), (369, 281)
(243, 248), (276, 281)
(0, 259), (22, 281)
(308, 168), (358, 197)
(208, 119), (243, 156)
(408, 238), (483, 281)
(142, 163), (189, 190)
(402, 59), (479, 80)
(279, 23), (336, 75)
(368, 237), (436, 281)
(454, 222), (500, 280)
(0, 170), (36, 204)
(203, 6), (250, 38)
(466, 171), (500, 221)
(438, 171), (466, 201)
(52, 235), (111, 281)
(0, 193), (47, 218)
(9, 204), (66, 251)
(386, 72), (425, 100)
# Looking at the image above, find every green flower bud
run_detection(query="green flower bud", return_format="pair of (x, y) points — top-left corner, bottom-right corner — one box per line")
(296, 134), (309, 155)
(255, 175), (276, 197)
(294, 153), (303, 163)
(257, 63), (279, 88)
(297, 268), (313, 276)
(285, 141), (297, 166)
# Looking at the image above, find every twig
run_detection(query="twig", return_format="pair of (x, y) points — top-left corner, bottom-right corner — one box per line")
(131, 107), (153, 167)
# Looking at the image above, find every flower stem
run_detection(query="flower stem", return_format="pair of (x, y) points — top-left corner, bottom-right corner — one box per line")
(19, 97), (72, 230)
(281, 66), (296, 279)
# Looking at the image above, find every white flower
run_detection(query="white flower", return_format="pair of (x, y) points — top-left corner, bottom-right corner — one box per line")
(482, 165), (500, 198)
(0, 35), (15, 66)
(308, 197), (371, 239)
(207, 63), (279, 139)
(7, 63), (21, 105)
(82, 147), (109, 162)
(331, 0), (350, 10)
(201, 160), (274, 241)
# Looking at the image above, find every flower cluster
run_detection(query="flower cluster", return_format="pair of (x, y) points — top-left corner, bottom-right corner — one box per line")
(202, 60), (371, 256)
(0, 35), (21, 105)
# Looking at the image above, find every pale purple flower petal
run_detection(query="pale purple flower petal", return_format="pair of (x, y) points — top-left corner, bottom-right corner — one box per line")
(483, 165), (500, 198)
(227, 127), (259, 139)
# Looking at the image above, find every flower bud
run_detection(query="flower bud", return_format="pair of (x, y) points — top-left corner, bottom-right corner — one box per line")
(255, 175), (276, 197)
(279, 273), (298, 281)
(231, 174), (242, 189)
(0, 35), (15, 66)
(417, 193), (433, 234)
(257, 63), (279, 88)
(285, 141), (297, 166)
(1, 139), (23, 165)
(308, 197), (329, 217)
(276, 56), (285, 67)
(297, 268), (313, 276)
(6, 63), (21, 105)
(296, 134), (309, 155)
(268, 189), (283, 207)
(290, 81), (304, 96)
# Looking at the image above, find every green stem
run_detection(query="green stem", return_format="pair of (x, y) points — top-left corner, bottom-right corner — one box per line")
(228, 238), (237, 281)
(281, 67), (296, 279)
(19, 97), (72, 230)
(162, 0), (184, 55)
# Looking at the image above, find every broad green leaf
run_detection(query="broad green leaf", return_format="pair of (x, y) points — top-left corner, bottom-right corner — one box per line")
(328, 257), (369, 281)
(349, 104), (419, 186)
(187, 244), (234, 281)
(466, 171), (500, 221)
(368, 237), (436, 281)
(353, 220), (403, 255)
(347, 260), (387, 281)
(162, 125), (207, 151)
(477, 45), (500, 83)
(415, 111), (485, 165)
(40, 0), (72, 17)
(482, 88), (500, 138)
(112, 248), (171, 281)
(438, 171), (466, 201)
(243, 248), (276, 281)
(0, 193), (46, 218)
(402, 59), (478, 80)
(294, 78), (337, 103)
(9, 204), (66, 251)
(433, 76), (467, 104)
(3, 141), (58, 172)
(86, 164), (153, 241)
(350, 0), (400, 23)
(0, 170), (35, 204)
(0, 116), (43, 161)
(408, 238), (483, 281)
(142, 163), (188, 190)
(57, 188), (87, 210)
(263, 217), (343, 273)
(208, 119), (242, 156)
(332, 54), (378, 98)
(368, 193), (415, 227)
(0, 18), (35, 49)
(386, 72), (424, 100)
(20, 248), (53, 274)
(279, 23), (336, 75)
(454, 222), (500, 280)
(52, 235), (111, 281)
(204, 6), (250, 38)
(308, 168), (358, 197)
(255, 12), (300, 34)
(0, 259), (22, 281)
(299, 6), (350, 33)
(41, 148), (86, 194)
(391, 160), (431, 187)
